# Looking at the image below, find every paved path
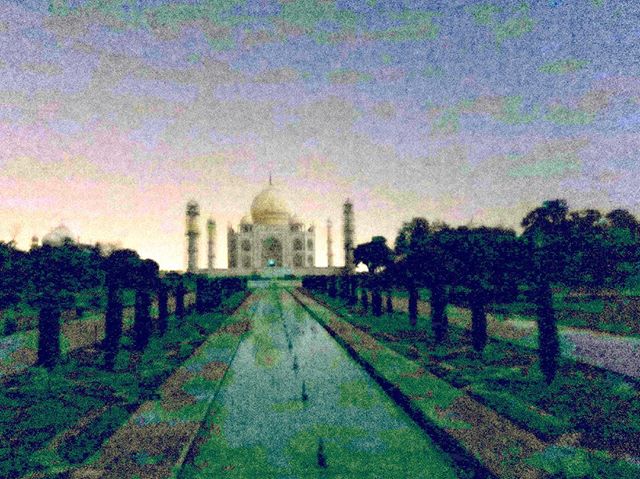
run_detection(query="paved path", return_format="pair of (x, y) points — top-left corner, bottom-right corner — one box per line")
(180, 287), (460, 478)
(392, 295), (640, 379)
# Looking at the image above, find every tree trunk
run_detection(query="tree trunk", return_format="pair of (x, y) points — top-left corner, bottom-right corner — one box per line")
(361, 288), (369, 313)
(133, 289), (152, 351)
(371, 283), (382, 316)
(103, 285), (123, 370)
(348, 276), (357, 305)
(328, 276), (337, 298)
(175, 283), (185, 319)
(196, 277), (206, 314)
(470, 294), (487, 353)
(38, 299), (61, 368)
(536, 279), (559, 384)
(408, 284), (418, 328)
(158, 284), (169, 335)
(386, 291), (393, 314)
(431, 283), (449, 343)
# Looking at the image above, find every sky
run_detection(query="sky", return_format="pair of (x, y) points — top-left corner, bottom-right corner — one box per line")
(1, 0), (639, 271)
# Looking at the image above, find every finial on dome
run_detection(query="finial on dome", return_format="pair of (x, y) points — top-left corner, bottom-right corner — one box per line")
(269, 172), (272, 186)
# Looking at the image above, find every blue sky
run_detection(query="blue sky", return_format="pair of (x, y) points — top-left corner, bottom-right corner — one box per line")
(1, 0), (638, 269)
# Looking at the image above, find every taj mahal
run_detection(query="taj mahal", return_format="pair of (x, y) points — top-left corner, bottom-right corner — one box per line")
(184, 178), (355, 277)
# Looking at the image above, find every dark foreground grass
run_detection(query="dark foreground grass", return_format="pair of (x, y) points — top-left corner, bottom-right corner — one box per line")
(0, 291), (247, 479)
(313, 292), (640, 469)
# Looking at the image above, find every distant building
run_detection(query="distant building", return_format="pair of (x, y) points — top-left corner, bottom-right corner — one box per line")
(41, 224), (75, 246)
(186, 179), (351, 277)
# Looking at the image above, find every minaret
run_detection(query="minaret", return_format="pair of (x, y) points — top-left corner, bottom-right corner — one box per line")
(343, 199), (355, 271)
(327, 218), (334, 268)
(186, 200), (200, 273)
(207, 217), (216, 274)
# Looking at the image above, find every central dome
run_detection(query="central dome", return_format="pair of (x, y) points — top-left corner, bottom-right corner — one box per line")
(250, 185), (291, 225)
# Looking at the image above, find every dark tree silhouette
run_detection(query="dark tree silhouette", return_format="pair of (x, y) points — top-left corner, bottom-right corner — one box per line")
(430, 282), (448, 343)
(102, 249), (142, 368)
(536, 278), (559, 384)
(360, 285), (369, 313)
(354, 236), (393, 317)
(454, 226), (522, 352)
(157, 282), (169, 335)
(28, 245), (79, 368)
(470, 295), (487, 353)
(175, 280), (186, 319)
(424, 227), (463, 343)
(133, 259), (158, 351)
(604, 209), (640, 286)
(37, 292), (62, 368)
(523, 211), (562, 384)
(103, 284), (123, 370)
(0, 242), (22, 335)
(408, 285), (418, 328)
(394, 218), (430, 328)
(521, 199), (570, 284)
(328, 275), (337, 298)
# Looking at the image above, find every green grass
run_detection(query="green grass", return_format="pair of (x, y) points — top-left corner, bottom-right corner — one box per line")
(0, 291), (247, 479)
(528, 445), (640, 479)
(314, 291), (640, 456)
(391, 285), (640, 338)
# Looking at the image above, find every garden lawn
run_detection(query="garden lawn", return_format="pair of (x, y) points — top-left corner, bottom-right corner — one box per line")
(0, 291), (244, 479)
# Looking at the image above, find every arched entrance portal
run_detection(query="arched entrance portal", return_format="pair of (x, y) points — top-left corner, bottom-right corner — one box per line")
(262, 237), (283, 267)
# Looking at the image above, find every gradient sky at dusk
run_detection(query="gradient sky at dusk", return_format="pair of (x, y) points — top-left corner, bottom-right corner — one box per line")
(1, 0), (639, 270)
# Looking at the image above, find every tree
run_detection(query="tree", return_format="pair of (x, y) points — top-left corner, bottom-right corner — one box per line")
(562, 209), (610, 286)
(0, 242), (22, 335)
(158, 282), (169, 335)
(525, 219), (561, 384)
(605, 209), (639, 232)
(604, 209), (640, 286)
(361, 288), (369, 312)
(102, 249), (142, 368)
(536, 278), (559, 384)
(328, 276), (337, 298)
(133, 259), (159, 351)
(103, 284), (123, 370)
(28, 245), (79, 368)
(455, 226), (521, 353)
(175, 280), (186, 319)
(347, 274), (357, 305)
(521, 199), (570, 283)
(394, 218), (430, 328)
(423, 226), (464, 343)
(354, 237), (393, 316)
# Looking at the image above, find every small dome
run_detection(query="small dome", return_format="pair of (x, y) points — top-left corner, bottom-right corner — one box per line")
(240, 214), (252, 224)
(250, 185), (291, 225)
(42, 224), (74, 246)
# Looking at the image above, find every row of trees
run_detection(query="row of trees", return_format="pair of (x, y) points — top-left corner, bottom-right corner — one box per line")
(0, 236), (252, 370)
(0, 241), (193, 369)
(306, 200), (640, 384)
